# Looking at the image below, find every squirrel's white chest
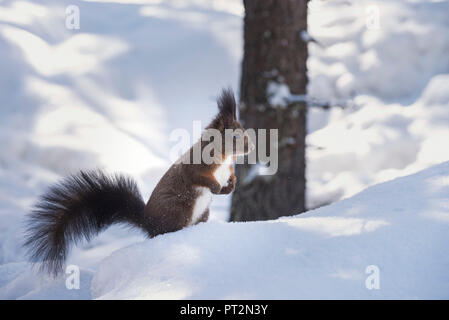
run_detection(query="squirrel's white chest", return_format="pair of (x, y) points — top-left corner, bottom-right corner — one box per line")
(190, 162), (232, 225)
(191, 187), (212, 225)
(213, 161), (232, 188)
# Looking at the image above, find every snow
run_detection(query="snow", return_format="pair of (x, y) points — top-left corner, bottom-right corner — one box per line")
(0, 263), (93, 300)
(306, 0), (449, 208)
(2, 160), (449, 299)
(266, 81), (307, 107)
(266, 81), (291, 107)
(1, 0), (449, 299)
(91, 161), (449, 299)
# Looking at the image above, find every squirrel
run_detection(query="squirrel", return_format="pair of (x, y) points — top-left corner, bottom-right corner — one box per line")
(23, 88), (254, 275)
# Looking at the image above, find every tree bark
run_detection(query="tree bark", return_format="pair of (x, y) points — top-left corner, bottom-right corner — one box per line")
(230, 0), (308, 221)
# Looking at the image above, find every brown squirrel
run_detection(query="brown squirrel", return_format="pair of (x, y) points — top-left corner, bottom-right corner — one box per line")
(24, 88), (254, 275)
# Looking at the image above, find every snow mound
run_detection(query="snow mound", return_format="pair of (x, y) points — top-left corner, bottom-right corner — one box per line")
(91, 161), (449, 299)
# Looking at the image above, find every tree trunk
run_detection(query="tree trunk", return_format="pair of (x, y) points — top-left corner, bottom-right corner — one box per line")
(230, 0), (308, 221)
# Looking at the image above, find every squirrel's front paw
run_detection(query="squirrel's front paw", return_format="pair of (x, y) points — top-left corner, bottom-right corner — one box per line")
(227, 175), (236, 188)
(220, 176), (236, 194)
(210, 182), (222, 194)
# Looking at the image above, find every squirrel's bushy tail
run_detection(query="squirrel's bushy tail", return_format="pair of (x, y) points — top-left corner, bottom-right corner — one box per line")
(24, 170), (146, 275)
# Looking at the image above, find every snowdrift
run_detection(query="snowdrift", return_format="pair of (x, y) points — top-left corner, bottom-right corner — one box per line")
(91, 161), (449, 299)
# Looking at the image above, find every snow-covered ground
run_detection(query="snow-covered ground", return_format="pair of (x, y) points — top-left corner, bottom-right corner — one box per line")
(3, 160), (449, 299)
(92, 161), (449, 299)
(0, 0), (449, 299)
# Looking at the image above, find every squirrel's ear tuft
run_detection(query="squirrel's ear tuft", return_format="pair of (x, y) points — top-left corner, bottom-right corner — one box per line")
(217, 88), (236, 121)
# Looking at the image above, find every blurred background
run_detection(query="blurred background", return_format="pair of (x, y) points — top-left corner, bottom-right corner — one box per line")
(1, 0), (449, 297)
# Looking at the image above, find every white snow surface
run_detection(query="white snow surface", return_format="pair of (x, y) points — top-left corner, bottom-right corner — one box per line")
(92, 161), (449, 299)
(1, 0), (449, 299)
(306, 0), (449, 208)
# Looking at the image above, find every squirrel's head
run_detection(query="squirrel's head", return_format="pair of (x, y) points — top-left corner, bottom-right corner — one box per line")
(206, 88), (255, 160)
